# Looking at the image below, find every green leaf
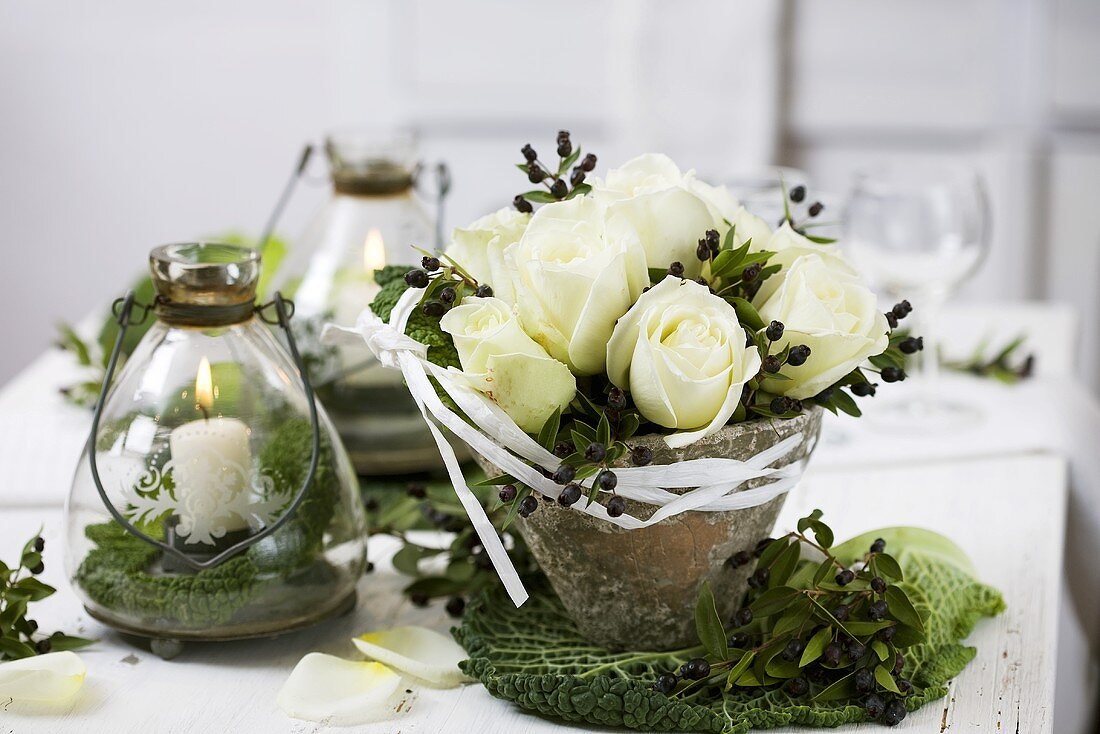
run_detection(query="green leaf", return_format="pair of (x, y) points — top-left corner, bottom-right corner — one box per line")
(45, 635), (95, 652)
(730, 297), (765, 331)
(13, 577), (55, 602)
(596, 412), (611, 448)
(558, 146), (582, 176)
(872, 639), (890, 661)
(618, 413), (640, 440)
(0, 636), (36, 659)
(843, 620), (894, 636)
(694, 582), (729, 661)
(769, 540), (803, 588)
(521, 190), (557, 203)
(392, 544), (426, 576)
(537, 408), (562, 452)
(750, 586), (801, 616)
(564, 183), (592, 200)
(725, 652), (755, 690)
(771, 596), (814, 637)
(804, 234), (837, 244)
(813, 671), (856, 701)
(885, 585), (926, 633)
(830, 389), (862, 417)
(648, 267), (672, 283)
(757, 537), (791, 568)
(799, 626), (833, 666)
(472, 474), (518, 487)
(875, 663), (901, 694)
(874, 553), (904, 582)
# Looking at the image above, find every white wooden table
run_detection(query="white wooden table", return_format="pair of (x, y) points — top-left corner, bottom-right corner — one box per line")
(0, 344), (1083, 733)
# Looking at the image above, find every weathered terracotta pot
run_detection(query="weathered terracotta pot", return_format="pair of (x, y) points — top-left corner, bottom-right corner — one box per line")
(475, 407), (822, 651)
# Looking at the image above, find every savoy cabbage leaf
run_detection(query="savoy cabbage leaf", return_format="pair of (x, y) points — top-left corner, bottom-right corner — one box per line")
(456, 550), (1003, 733)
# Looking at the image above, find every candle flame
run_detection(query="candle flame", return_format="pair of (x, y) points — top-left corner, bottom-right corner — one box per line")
(363, 228), (386, 272)
(196, 357), (214, 412)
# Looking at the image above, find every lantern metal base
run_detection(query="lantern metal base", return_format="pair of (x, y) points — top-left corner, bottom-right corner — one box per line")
(83, 587), (357, 659)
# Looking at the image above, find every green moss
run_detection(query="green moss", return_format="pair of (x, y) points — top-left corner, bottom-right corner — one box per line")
(75, 418), (343, 628)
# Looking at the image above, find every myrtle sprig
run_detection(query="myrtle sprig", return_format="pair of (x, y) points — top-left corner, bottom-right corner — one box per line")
(513, 130), (596, 211)
(778, 182), (832, 243)
(1, 531), (94, 660)
(650, 511), (922, 727)
(944, 333), (1034, 384)
(404, 252), (494, 317)
(485, 386), (654, 523)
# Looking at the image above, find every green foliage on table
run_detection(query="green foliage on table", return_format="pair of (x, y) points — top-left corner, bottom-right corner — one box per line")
(74, 418), (340, 627)
(369, 265), (460, 370)
(366, 473), (539, 604)
(455, 520), (1004, 733)
(1, 532), (94, 660)
(943, 333), (1034, 384)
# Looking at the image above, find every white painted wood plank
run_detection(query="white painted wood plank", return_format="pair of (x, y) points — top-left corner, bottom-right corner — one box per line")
(0, 453), (1063, 733)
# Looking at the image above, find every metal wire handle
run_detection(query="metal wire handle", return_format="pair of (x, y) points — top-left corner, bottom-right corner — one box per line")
(86, 290), (321, 571)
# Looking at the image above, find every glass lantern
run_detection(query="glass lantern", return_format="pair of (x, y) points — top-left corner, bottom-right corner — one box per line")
(65, 243), (367, 658)
(278, 129), (458, 475)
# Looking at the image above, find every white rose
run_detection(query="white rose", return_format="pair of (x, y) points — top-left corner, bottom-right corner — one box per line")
(590, 154), (718, 278)
(607, 277), (762, 448)
(439, 297), (575, 433)
(752, 221), (856, 304)
(683, 173), (743, 226)
(443, 207), (529, 304)
(502, 196), (649, 376)
(756, 253), (890, 400)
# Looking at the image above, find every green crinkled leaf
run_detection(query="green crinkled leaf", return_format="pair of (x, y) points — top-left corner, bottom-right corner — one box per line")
(456, 548), (1004, 733)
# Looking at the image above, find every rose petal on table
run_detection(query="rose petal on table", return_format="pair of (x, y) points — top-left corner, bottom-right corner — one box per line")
(276, 653), (402, 723)
(352, 626), (472, 688)
(0, 651), (86, 703)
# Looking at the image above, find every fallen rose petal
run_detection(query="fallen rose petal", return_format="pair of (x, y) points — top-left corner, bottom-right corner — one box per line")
(0, 651), (85, 703)
(352, 626), (472, 688)
(276, 653), (402, 723)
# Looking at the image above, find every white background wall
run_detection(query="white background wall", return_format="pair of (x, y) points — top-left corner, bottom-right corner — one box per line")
(1, 0), (1098, 391)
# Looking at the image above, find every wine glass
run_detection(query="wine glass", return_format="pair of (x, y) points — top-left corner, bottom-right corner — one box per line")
(843, 165), (991, 427)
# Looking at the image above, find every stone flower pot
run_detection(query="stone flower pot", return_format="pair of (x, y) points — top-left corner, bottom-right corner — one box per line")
(475, 407), (822, 651)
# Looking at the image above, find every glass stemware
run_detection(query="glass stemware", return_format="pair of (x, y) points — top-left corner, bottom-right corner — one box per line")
(843, 166), (991, 427)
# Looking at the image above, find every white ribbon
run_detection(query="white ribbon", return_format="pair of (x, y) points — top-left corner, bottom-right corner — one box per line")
(323, 288), (809, 607)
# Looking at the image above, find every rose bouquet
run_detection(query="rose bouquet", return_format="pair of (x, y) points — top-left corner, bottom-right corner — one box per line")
(337, 132), (918, 649)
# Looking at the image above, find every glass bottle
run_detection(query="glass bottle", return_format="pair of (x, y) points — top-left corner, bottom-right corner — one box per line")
(278, 129), (458, 475)
(65, 243), (367, 656)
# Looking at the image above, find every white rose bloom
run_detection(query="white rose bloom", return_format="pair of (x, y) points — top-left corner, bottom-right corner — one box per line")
(440, 296), (575, 433)
(504, 196), (649, 376)
(683, 173), (742, 226)
(607, 277), (762, 448)
(443, 207), (529, 304)
(590, 154), (717, 278)
(728, 206), (774, 252)
(752, 221), (856, 304)
(756, 253), (890, 400)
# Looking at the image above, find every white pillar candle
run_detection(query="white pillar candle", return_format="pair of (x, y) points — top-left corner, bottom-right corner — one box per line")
(168, 358), (252, 541)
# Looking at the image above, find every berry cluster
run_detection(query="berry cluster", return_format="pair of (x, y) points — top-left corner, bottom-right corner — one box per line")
(513, 131), (595, 212)
(778, 183), (831, 241)
(488, 386), (653, 524)
(404, 254), (493, 317)
(653, 512), (922, 727)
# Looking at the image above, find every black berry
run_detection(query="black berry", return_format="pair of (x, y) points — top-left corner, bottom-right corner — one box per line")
(410, 592), (430, 607)
(518, 495), (539, 517)
(899, 336), (924, 354)
(421, 255), (441, 271)
(808, 201), (824, 217)
(765, 320), (785, 341)
(654, 673), (678, 694)
(570, 168), (585, 187)
(607, 387), (627, 410)
(728, 550), (752, 568)
(521, 144), (537, 162)
(557, 139), (572, 158)
(864, 693), (886, 719)
(833, 603), (851, 621)
(34, 639), (52, 654)
(34, 537), (45, 552)
(851, 382), (877, 397)
(878, 625), (897, 643)
(789, 185), (806, 203)
(881, 699), (907, 726)
(558, 483), (582, 507)
(751, 567), (770, 587)
(513, 195), (533, 214)
(580, 153), (597, 172)
(550, 179), (568, 198)
(445, 596), (466, 617)
(584, 442), (607, 462)
(406, 483), (427, 498)
(439, 286), (457, 304)
(668, 261), (685, 278)
(729, 632), (749, 648)
(823, 641), (842, 665)
(734, 607), (753, 627)
(868, 599), (889, 621)
(597, 470), (618, 491)
(763, 355), (782, 373)
(894, 652), (905, 674)
(881, 367), (906, 383)
(404, 269), (430, 288)
(871, 576), (887, 593)
(847, 641), (867, 661)
(552, 465), (576, 485)
(886, 312), (899, 329)
(696, 240), (711, 261)
(854, 667), (875, 693)
(475, 284), (493, 298)
(606, 495), (626, 518)
(423, 300), (445, 317)
(787, 345), (812, 367)
(784, 677), (809, 696)
(782, 638), (805, 662)
(835, 569), (855, 586)
(553, 441), (574, 458)
(681, 657), (711, 680)
(498, 484), (518, 503)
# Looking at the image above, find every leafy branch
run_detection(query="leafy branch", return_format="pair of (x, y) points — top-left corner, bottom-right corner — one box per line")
(1, 531), (94, 660)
